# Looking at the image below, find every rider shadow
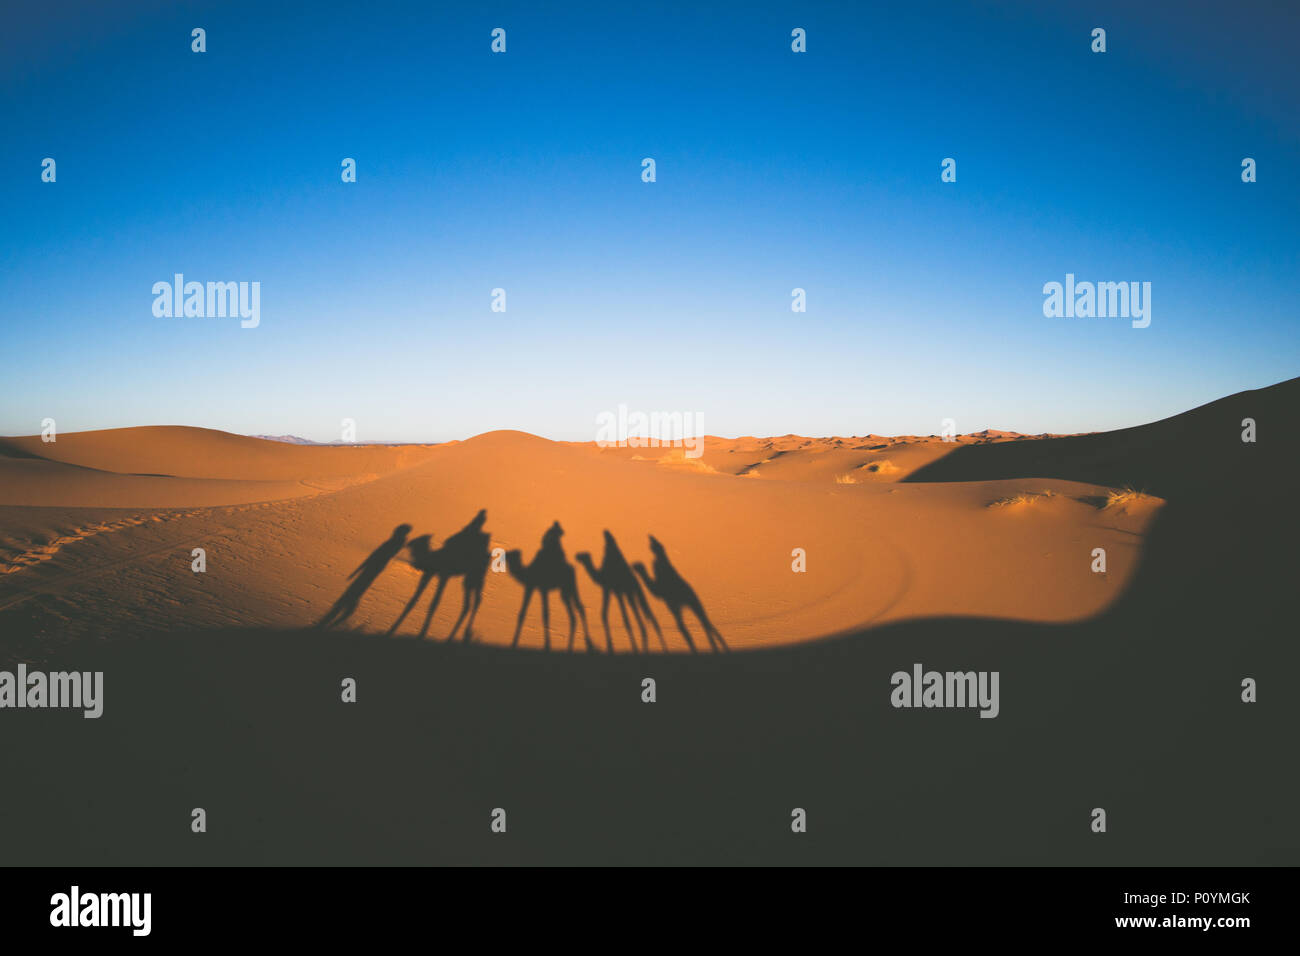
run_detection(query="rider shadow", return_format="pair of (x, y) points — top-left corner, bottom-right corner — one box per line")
(318, 524), (412, 629)
(632, 535), (728, 653)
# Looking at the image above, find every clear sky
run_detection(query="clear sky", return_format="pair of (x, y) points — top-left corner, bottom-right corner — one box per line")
(2, 0), (1297, 442)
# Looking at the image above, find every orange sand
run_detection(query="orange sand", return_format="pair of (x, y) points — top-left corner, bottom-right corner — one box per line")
(0, 419), (1166, 651)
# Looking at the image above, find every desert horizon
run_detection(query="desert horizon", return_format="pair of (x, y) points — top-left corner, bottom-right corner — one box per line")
(15, 377), (1274, 659)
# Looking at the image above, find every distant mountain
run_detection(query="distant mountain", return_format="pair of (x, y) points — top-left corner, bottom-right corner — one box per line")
(250, 434), (324, 445)
(249, 434), (436, 446)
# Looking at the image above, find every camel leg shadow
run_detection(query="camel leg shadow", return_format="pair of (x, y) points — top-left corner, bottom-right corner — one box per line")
(512, 587), (535, 649)
(668, 608), (700, 653)
(448, 581), (483, 643)
(567, 592), (594, 652)
(541, 591), (552, 651)
(599, 592), (615, 653)
(635, 590), (666, 652)
(387, 572), (434, 637)
(615, 593), (640, 653)
(690, 600), (727, 652)
(415, 576), (449, 640)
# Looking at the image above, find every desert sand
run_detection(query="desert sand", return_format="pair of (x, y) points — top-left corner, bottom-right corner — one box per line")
(1, 410), (1169, 658)
(3, 378), (1295, 866)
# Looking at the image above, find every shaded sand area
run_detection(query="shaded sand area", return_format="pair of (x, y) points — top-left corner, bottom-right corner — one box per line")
(1, 379), (1294, 865)
(0, 404), (1181, 659)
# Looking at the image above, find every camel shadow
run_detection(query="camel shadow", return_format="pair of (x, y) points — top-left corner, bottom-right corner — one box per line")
(632, 535), (727, 653)
(318, 523), (412, 629)
(577, 530), (666, 654)
(506, 521), (594, 652)
(387, 509), (491, 641)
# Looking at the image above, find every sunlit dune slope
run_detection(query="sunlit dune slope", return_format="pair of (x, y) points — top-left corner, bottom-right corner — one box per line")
(0, 407), (1191, 651)
(0, 427), (444, 507)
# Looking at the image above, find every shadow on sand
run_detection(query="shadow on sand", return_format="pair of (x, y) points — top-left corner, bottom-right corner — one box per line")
(384, 509), (490, 641)
(5, 380), (1297, 865)
(318, 524), (411, 629)
(325, 511), (725, 654)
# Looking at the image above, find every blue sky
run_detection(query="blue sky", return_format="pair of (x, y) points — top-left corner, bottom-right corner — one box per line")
(2, 0), (1297, 441)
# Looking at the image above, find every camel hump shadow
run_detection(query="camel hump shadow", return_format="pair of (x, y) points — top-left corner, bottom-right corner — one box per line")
(632, 535), (727, 653)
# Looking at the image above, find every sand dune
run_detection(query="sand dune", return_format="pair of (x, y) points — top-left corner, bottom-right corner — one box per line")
(6, 377), (1292, 657)
(9, 385), (1256, 657)
(6, 379), (1295, 865)
(0, 426), (441, 480)
(580, 430), (1037, 482)
(0, 427), (444, 508)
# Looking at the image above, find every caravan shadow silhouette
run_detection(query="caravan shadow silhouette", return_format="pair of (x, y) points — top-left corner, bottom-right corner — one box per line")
(577, 530), (666, 654)
(633, 535), (727, 653)
(317, 516), (723, 655)
(386, 509), (491, 641)
(318, 523), (411, 629)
